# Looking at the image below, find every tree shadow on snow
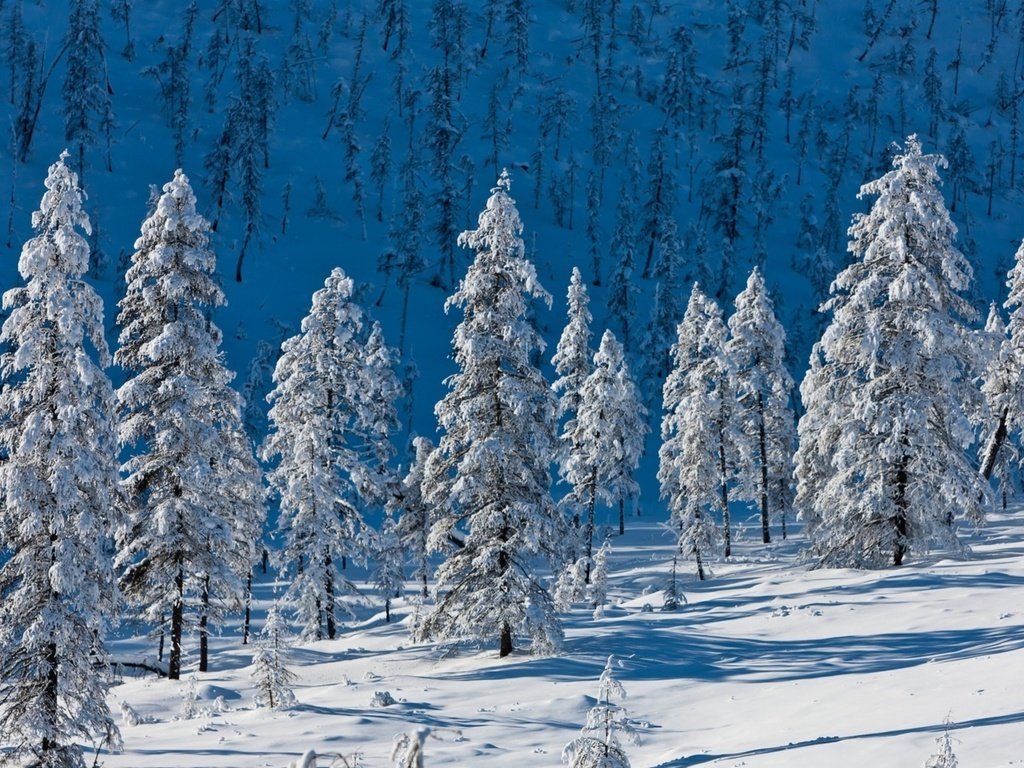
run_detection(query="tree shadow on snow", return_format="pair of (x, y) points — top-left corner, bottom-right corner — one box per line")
(652, 709), (1024, 766)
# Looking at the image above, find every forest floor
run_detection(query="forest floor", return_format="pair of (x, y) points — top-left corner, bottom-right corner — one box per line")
(103, 507), (1024, 767)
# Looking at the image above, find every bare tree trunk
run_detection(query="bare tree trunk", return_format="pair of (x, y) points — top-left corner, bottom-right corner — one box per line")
(169, 568), (184, 680)
(199, 576), (210, 672)
(758, 394), (771, 544)
(981, 407), (1009, 480)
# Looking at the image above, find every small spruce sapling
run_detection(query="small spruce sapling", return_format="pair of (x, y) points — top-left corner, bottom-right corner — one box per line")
(252, 604), (297, 710)
(562, 656), (639, 768)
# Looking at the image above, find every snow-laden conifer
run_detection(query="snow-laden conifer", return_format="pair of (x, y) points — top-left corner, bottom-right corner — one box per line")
(983, 240), (1024, 480)
(725, 267), (797, 544)
(563, 331), (648, 582)
(552, 266), (594, 427)
(419, 171), (564, 657)
(115, 169), (264, 679)
(251, 604), (297, 710)
(562, 656), (638, 768)
(795, 135), (987, 568)
(980, 303), (1018, 507)
(924, 728), (959, 768)
(659, 285), (735, 578)
(370, 512), (405, 622)
(0, 151), (122, 767)
(392, 436), (434, 600)
(262, 268), (401, 642)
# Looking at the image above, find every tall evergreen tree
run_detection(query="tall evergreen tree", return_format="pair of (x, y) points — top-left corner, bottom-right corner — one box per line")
(115, 170), (264, 679)
(419, 172), (564, 657)
(0, 151), (122, 767)
(262, 268), (400, 642)
(795, 136), (987, 568)
(563, 331), (648, 581)
(391, 436), (434, 600)
(552, 266), (594, 453)
(63, 0), (114, 177)
(725, 267), (797, 544)
(982, 240), (1024, 480)
(658, 285), (734, 578)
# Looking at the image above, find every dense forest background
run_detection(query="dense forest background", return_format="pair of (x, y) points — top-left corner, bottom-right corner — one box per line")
(3, 0), (1023, 472)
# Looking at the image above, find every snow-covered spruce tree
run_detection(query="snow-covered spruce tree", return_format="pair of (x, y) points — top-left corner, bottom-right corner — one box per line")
(251, 603), (297, 710)
(924, 727), (959, 768)
(564, 331), (648, 583)
(370, 511), (404, 622)
(63, 0), (114, 178)
(795, 135), (988, 568)
(552, 266), (594, 439)
(980, 303), (1018, 508)
(116, 169), (264, 679)
(0, 151), (122, 767)
(262, 267), (401, 642)
(659, 285), (735, 579)
(562, 656), (638, 768)
(725, 267), (797, 545)
(420, 171), (565, 658)
(982, 239), (1024, 480)
(391, 436), (435, 600)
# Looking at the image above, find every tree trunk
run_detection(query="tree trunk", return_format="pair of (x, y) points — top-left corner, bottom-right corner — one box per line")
(499, 620), (513, 658)
(243, 571), (253, 645)
(199, 575), (210, 672)
(324, 551), (336, 641)
(618, 497), (625, 536)
(719, 441), (731, 557)
(758, 395), (771, 544)
(169, 567), (184, 680)
(981, 407), (1009, 480)
(584, 469), (597, 584)
(893, 457), (909, 567)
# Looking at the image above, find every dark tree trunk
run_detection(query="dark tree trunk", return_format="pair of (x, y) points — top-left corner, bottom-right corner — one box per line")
(893, 457), (909, 567)
(758, 394), (771, 544)
(719, 440), (731, 557)
(981, 407), (1009, 480)
(324, 551), (336, 641)
(618, 497), (625, 536)
(169, 568), (184, 680)
(242, 571), (253, 645)
(584, 469), (597, 584)
(199, 575), (210, 672)
(499, 620), (513, 658)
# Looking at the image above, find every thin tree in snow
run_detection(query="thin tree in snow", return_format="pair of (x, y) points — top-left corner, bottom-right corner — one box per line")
(725, 267), (797, 544)
(0, 151), (122, 767)
(419, 171), (564, 657)
(262, 268), (400, 642)
(251, 603), (297, 709)
(391, 436), (434, 600)
(562, 656), (638, 768)
(563, 331), (648, 584)
(115, 169), (264, 678)
(924, 726), (959, 768)
(659, 285), (734, 579)
(795, 135), (988, 568)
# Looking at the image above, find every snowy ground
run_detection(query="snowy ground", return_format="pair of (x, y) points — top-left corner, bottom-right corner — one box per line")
(103, 509), (1024, 768)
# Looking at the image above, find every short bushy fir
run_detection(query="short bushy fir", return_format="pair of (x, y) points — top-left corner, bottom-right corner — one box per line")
(562, 656), (638, 768)
(251, 603), (297, 710)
